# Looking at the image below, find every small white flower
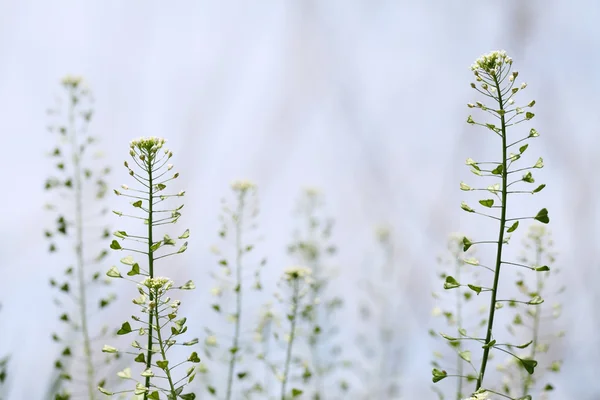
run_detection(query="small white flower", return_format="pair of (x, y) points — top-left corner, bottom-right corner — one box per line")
(508, 98), (515, 105)
(431, 307), (442, 317)
(167, 164), (173, 170)
(121, 184), (129, 190)
(210, 287), (222, 297)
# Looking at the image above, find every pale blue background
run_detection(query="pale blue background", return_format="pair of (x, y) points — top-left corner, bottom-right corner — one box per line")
(1, 1), (599, 399)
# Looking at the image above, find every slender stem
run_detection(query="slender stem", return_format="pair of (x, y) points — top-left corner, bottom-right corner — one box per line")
(225, 193), (245, 400)
(476, 73), (508, 390)
(70, 88), (96, 400)
(143, 156), (155, 400)
(455, 254), (463, 400)
(281, 279), (300, 400)
(153, 294), (177, 395)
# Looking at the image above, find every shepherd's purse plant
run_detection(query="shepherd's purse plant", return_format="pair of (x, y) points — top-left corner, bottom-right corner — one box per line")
(44, 75), (116, 400)
(433, 50), (551, 399)
(99, 137), (200, 400)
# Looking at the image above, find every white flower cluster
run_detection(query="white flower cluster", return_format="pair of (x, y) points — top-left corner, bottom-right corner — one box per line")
(61, 74), (83, 87)
(129, 136), (167, 154)
(230, 179), (256, 192)
(141, 276), (173, 291)
(471, 50), (512, 75)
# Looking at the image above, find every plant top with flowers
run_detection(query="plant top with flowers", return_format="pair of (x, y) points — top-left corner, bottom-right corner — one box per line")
(99, 137), (200, 400)
(433, 50), (551, 399)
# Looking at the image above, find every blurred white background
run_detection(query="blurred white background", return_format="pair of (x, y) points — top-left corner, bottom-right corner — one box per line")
(1, 0), (600, 399)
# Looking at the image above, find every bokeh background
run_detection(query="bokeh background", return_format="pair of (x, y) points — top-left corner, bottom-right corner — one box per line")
(1, 1), (599, 399)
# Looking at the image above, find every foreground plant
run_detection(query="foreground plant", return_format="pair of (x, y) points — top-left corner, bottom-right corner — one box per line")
(100, 137), (199, 400)
(201, 180), (266, 399)
(498, 224), (563, 398)
(433, 50), (550, 398)
(44, 75), (115, 399)
(287, 188), (347, 399)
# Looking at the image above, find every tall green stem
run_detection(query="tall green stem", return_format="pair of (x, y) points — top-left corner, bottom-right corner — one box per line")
(476, 74), (507, 390)
(153, 297), (177, 395)
(455, 255), (463, 400)
(281, 280), (300, 400)
(144, 159), (154, 400)
(69, 88), (96, 400)
(225, 194), (245, 400)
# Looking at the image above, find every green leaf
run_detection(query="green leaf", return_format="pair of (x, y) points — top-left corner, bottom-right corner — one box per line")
(120, 256), (135, 265)
(460, 202), (475, 213)
(458, 350), (471, 362)
(114, 231), (128, 238)
(482, 339), (496, 349)
(507, 221), (519, 232)
(98, 387), (113, 395)
(467, 284), (482, 294)
(106, 267), (122, 278)
(188, 352), (201, 363)
(156, 360), (169, 370)
(534, 208), (550, 224)
(516, 340), (533, 349)
(529, 128), (539, 137)
(147, 392), (160, 400)
(291, 388), (303, 397)
(439, 333), (458, 341)
(460, 182), (472, 191)
(109, 240), (122, 250)
(528, 295), (544, 305)
(522, 171), (535, 183)
(102, 345), (118, 354)
(534, 157), (544, 168)
(520, 358), (537, 374)
(462, 237), (472, 251)
(525, 112), (535, 120)
(179, 229), (190, 239)
(180, 394), (196, 400)
(532, 184), (546, 193)
(444, 276), (460, 290)
(463, 258), (479, 266)
(180, 280), (196, 290)
(127, 263), (140, 276)
(479, 199), (494, 208)
(177, 242), (188, 253)
(117, 322), (132, 335)
(150, 241), (162, 252)
(432, 368), (447, 383)
(535, 265), (550, 272)
(134, 353), (146, 363)
(183, 338), (199, 346)
(117, 367), (131, 379)
(132, 200), (142, 208)
(491, 164), (503, 175)
(519, 144), (529, 154)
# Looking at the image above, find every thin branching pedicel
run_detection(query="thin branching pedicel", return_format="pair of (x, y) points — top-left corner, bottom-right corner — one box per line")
(433, 50), (550, 398)
(499, 224), (563, 399)
(44, 75), (114, 400)
(100, 137), (199, 400)
(287, 188), (347, 399)
(202, 180), (266, 399)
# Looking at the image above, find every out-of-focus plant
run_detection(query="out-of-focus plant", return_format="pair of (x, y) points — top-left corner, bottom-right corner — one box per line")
(430, 233), (487, 400)
(44, 75), (115, 400)
(497, 224), (564, 399)
(356, 226), (405, 399)
(201, 180), (266, 399)
(287, 188), (348, 399)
